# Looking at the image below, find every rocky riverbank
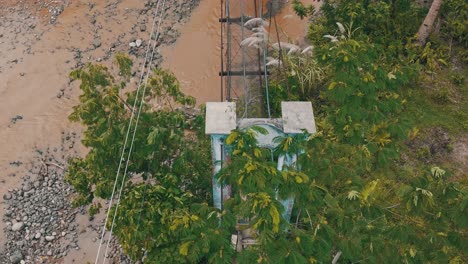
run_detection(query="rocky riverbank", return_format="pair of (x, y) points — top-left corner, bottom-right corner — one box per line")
(0, 129), (138, 264)
(1, 133), (84, 263)
(1, 0), (201, 263)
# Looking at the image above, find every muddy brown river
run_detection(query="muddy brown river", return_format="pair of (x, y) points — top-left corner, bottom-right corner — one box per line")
(162, 0), (320, 104)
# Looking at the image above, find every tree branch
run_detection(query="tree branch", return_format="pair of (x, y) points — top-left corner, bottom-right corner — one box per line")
(416, 0), (443, 46)
(45, 162), (65, 170)
(115, 95), (134, 113)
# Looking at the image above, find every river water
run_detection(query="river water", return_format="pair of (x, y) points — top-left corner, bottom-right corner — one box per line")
(161, 0), (321, 105)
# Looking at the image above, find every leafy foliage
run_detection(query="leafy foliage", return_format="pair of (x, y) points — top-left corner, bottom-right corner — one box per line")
(316, 25), (415, 165)
(65, 56), (225, 262)
(215, 123), (467, 263)
(298, 121), (467, 263)
(292, 0), (315, 20)
(257, 2), (467, 261)
(65, 1), (468, 261)
(266, 53), (327, 117)
(440, 0), (468, 48)
(317, 0), (424, 53)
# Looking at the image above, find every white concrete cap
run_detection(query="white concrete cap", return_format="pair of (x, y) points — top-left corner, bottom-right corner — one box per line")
(281, 101), (316, 134)
(205, 102), (237, 135)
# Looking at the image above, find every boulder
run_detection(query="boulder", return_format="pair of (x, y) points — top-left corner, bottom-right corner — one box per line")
(3, 193), (12, 200)
(12, 222), (25, 232)
(135, 39), (143, 47)
(9, 251), (23, 264)
(92, 38), (101, 48)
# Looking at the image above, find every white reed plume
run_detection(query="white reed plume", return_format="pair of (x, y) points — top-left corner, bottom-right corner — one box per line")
(324, 22), (359, 43)
(324, 34), (339, 42)
(287, 46), (301, 55)
(244, 18), (268, 29)
(271, 42), (284, 50)
(251, 31), (268, 39)
(336, 22), (346, 34)
(252, 27), (267, 33)
(272, 42), (301, 55)
(265, 59), (282, 67)
(240, 36), (263, 47)
(271, 42), (299, 50)
(301, 45), (314, 55)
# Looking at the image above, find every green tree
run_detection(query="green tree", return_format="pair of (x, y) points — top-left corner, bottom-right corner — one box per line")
(316, 23), (414, 164)
(65, 55), (232, 262)
(292, 0), (315, 20)
(259, 20), (466, 262)
(65, 29), (467, 263)
(309, 0), (424, 57)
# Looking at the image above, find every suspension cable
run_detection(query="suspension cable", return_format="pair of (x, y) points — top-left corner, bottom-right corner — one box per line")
(226, 0), (232, 101)
(93, 1), (163, 263)
(260, 1), (271, 117)
(101, 0), (168, 262)
(240, 0), (248, 118)
(220, 0), (224, 101)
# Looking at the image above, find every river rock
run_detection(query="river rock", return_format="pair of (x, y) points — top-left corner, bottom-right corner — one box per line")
(12, 222), (25, 232)
(135, 39), (142, 47)
(45, 235), (55, 242)
(22, 183), (32, 192)
(92, 38), (101, 48)
(9, 251), (23, 264)
(3, 193), (12, 200)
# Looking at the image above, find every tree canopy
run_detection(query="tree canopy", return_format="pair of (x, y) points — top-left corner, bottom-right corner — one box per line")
(66, 1), (467, 263)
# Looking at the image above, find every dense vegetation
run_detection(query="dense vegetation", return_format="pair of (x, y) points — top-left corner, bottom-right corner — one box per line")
(67, 1), (466, 263)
